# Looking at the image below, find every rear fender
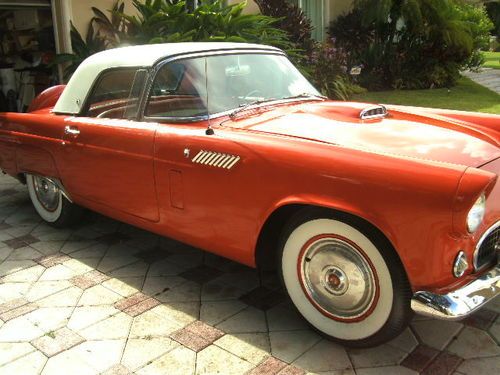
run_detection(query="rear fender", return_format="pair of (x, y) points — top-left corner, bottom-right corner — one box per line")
(27, 85), (66, 113)
(16, 145), (60, 179)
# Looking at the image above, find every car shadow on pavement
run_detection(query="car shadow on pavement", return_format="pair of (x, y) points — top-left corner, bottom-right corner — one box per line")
(0, 174), (499, 375)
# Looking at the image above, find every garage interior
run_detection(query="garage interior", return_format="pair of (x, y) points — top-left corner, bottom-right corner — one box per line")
(0, 0), (59, 112)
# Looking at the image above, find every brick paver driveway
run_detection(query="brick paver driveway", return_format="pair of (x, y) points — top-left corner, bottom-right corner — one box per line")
(0, 173), (498, 375)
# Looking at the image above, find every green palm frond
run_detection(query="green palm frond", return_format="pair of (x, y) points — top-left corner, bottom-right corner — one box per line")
(54, 0), (301, 78)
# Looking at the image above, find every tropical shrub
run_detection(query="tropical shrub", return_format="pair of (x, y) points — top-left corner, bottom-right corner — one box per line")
(307, 39), (365, 100)
(486, 1), (500, 37)
(53, 22), (107, 80)
(56, 0), (296, 78)
(56, 0), (359, 100)
(329, 0), (493, 90)
(453, 1), (494, 68)
(254, 0), (315, 53)
(113, 0), (293, 50)
(90, 1), (128, 48)
(255, 0), (363, 100)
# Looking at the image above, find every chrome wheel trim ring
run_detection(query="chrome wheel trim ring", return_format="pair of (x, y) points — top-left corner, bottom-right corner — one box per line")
(282, 219), (393, 340)
(32, 176), (60, 212)
(298, 235), (378, 321)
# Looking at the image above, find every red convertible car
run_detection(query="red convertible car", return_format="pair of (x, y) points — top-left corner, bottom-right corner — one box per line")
(0, 42), (499, 347)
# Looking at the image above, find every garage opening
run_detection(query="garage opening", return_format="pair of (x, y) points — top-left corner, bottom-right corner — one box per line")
(0, 0), (59, 112)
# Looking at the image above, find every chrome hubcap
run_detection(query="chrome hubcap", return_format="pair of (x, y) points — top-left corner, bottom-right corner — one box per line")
(323, 266), (348, 295)
(33, 176), (60, 212)
(300, 237), (377, 320)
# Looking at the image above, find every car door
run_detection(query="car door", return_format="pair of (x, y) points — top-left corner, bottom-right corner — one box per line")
(58, 68), (160, 222)
(143, 55), (257, 259)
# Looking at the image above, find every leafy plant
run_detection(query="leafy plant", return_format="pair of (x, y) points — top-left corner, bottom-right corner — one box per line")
(118, 0), (188, 44)
(255, 0), (365, 99)
(330, 0), (492, 90)
(118, 0), (293, 50)
(54, 0), (297, 79)
(90, 1), (127, 48)
(53, 22), (106, 80)
(254, 0), (315, 53)
(453, 1), (494, 69)
(486, 1), (500, 37)
(308, 38), (365, 100)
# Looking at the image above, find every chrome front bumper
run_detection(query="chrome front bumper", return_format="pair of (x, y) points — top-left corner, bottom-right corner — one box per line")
(411, 264), (500, 320)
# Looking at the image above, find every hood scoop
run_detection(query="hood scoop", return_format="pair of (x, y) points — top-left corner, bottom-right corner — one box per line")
(360, 105), (388, 120)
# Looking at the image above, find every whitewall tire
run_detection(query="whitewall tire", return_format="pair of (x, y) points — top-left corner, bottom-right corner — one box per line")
(26, 174), (83, 227)
(279, 209), (412, 347)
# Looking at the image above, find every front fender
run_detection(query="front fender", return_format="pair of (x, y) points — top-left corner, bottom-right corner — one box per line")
(255, 162), (462, 294)
(389, 105), (500, 145)
(266, 194), (399, 249)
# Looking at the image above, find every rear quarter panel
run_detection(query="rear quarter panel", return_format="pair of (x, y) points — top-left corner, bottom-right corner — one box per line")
(0, 112), (64, 178)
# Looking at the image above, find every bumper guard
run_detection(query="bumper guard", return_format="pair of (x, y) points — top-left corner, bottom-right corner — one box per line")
(411, 264), (500, 320)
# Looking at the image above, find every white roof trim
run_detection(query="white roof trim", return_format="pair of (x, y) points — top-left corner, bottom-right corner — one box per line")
(53, 42), (281, 115)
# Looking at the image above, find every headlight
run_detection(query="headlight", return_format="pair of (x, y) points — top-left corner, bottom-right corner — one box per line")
(467, 193), (486, 233)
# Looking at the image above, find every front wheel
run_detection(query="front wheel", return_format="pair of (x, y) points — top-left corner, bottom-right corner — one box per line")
(26, 174), (83, 227)
(279, 210), (412, 347)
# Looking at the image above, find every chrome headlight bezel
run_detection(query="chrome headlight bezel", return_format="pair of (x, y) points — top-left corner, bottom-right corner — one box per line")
(467, 193), (486, 233)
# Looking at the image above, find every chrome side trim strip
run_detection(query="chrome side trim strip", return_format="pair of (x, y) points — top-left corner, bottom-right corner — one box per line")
(204, 152), (215, 164)
(192, 151), (205, 163)
(220, 155), (235, 169)
(411, 263), (500, 320)
(209, 154), (224, 166)
(226, 156), (241, 169)
(198, 151), (213, 164)
(191, 150), (240, 170)
(214, 154), (229, 168)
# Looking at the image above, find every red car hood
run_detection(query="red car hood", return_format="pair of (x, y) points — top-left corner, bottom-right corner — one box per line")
(224, 101), (500, 168)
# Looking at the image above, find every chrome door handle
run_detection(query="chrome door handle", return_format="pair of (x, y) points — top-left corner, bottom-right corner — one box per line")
(64, 126), (80, 136)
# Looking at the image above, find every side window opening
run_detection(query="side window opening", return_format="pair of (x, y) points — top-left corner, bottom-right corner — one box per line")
(145, 58), (208, 119)
(151, 63), (185, 96)
(124, 69), (147, 119)
(84, 68), (147, 119)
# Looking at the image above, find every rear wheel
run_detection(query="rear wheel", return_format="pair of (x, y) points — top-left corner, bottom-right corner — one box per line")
(279, 209), (412, 347)
(26, 174), (83, 227)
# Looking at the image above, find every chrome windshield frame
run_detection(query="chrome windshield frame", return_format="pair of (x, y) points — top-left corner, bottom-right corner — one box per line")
(139, 49), (319, 124)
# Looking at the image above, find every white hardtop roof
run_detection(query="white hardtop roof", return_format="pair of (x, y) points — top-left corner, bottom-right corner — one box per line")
(54, 42), (282, 115)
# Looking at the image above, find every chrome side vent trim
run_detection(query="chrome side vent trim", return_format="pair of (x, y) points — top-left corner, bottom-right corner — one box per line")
(192, 150), (241, 169)
(360, 105), (388, 120)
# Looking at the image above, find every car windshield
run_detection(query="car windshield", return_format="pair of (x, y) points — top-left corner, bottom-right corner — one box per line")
(146, 53), (321, 119)
(206, 53), (321, 115)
